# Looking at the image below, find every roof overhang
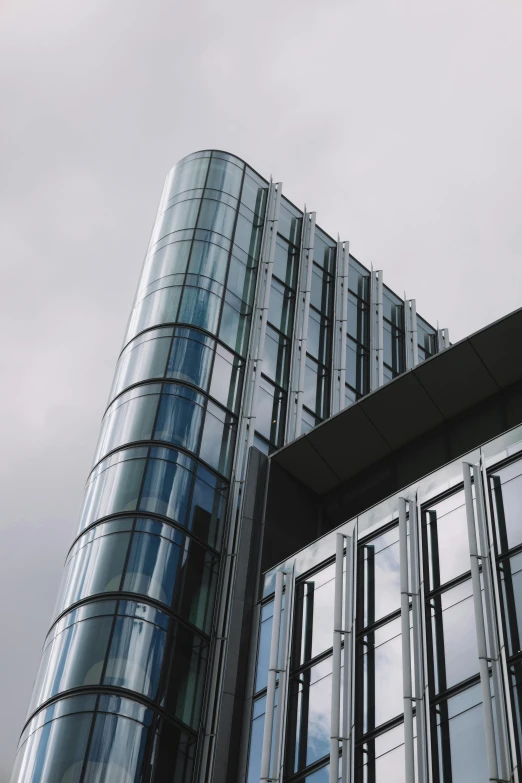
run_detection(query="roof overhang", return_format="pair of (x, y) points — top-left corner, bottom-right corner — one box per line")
(271, 307), (522, 494)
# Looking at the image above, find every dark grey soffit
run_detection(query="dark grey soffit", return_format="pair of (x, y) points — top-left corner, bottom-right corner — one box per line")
(271, 307), (522, 494)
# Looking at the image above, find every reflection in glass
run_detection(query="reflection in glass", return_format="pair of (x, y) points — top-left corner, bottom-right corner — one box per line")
(434, 684), (488, 783)
(286, 657), (333, 774)
(430, 579), (478, 693)
(165, 328), (214, 390)
(268, 279), (294, 336)
(356, 617), (403, 733)
(85, 711), (148, 782)
(491, 469), (522, 552)
(359, 527), (401, 627)
(424, 491), (469, 590)
(199, 401), (236, 476)
(110, 329), (173, 401)
(293, 570), (335, 666)
(256, 377), (286, 448)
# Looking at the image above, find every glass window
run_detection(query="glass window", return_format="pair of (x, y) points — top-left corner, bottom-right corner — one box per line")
(199, 400), (236, 476)
(227, 253), (257, 306)
(206, 157), (243, 199)
(138, 451), (195, 530)
(263, 325), (290, 389)
(11, 712), (93, 783)
(293, 565), (336, 665)
(197, 198), (236, 238)
(383, 289), (403, 327)
(348, 256), (369, 301)
(278, 202), (302, 247)
(139, 240), (191, 295)
(160, 624), (208, 728)
(152, 199), (200, 245)
(166, 328), (214, 390)
(246, 693), (277, 783)
(153, 385), (205, 453)
(80, 450), (147, 531)
(85, 711), (148, 782)
(187, 465), (227, 549)
(255, 601), (274, 692)
(125, 285), (182, 345)
(424, 490), (470, 590)
(313, 229), (335, 274)
(347, 292), (369, 347)
(357, 616), (404, 733)
(429, 579), (478, 693)
(234, 209), (263, 261)
(256, 377), (286, 448)
(178, 284), (222, 335)
(219, 291), (251, 356)
(273, 235), (298, 288)
(167, 156), (209, 199)
(346, 337), (369, 397)
(286, 656), (333, 774)
(209, 344), (244, 413)
(105, 614), (166, 699)
(57, 529), (131, 613)
(303, 356), (329, 420)
(355, 722), (407, 783)
(359, 526), (401, 627)
(124, 524), (217, 632)
(417, 316), (437, 358)
(310, 265), (333, 315)
(268, 278), (294, 336)
(110, 329), (172, 400)
(96, 386), (161, 464)
(434, 684), (489, 783)
(187, 239), (229, 285)
(241, 172), (268, 218)
(499, 552), (522, 657)
(301, 406), (320, 434)
(308, 309), (331, 366)
(383, 320), (404, 375)
(491, 464), (522, 552)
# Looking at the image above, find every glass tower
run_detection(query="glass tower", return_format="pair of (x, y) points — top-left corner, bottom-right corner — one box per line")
(11, 151), (449, 783)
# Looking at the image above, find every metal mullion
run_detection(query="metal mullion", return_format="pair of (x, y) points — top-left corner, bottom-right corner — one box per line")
(286, 211), (316, 442)
(261, 570), (284, 783)
(331, 239), (349, 415)
(344, 524), (358, 783)
(474, 462), (511, 781)
(399, 498), (415, 783)
(410, 495), (429, 783)
(369, 268), (383, 391)
(481, 455), (520, 783)
(416, 494), (434, 783)
(405, 299), (419, 370)
(436, 327), (449, 352)
(462, 462), (499, 782)
(274, 565), (296, 783)
(330, 533), (344, 783)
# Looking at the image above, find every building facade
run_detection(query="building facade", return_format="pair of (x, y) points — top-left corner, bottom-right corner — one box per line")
(13, 148), (491, 783)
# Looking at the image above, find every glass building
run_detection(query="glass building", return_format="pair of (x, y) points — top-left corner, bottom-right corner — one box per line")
(13, 150), (522, 783)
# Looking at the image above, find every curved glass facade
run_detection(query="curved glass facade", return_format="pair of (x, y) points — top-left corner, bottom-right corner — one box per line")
(13, 150), (444, 783)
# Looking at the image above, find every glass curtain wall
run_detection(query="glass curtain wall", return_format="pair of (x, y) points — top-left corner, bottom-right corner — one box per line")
(12, 151), (268, 783)
(250, 444), (522, 783)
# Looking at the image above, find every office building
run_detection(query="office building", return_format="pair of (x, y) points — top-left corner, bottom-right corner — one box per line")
(11, 150), (522, 783)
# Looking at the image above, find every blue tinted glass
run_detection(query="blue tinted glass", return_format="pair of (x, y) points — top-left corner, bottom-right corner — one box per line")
(273, 236), (298, 288)
(139, 240), (191, 292)
(166, 331), (214, 390)
(199, 402), (236, 476)
(96, 391), (159, 463)
(219, 295), (251, 355)
(188, 469), (227, 549)
(234, 210), (263, 260)
(227, 253), (257, 305)
(152, 199), (200, 244)
(188, 240), (229, 284)
(12, 713), (92, 783)
(139, 455), (193, 529)
(241, 173), (267, 217)
(348, 256), (369, 300)
(278, 202), (302, 246)
(153, 387), (204, 452)
(209, 345), (244, 413)
(80, 457), (146, 531)
(347, 292), (369, 347)
(263, 326), (289, 389)
(346, 337), (368, 396)
(162, 625), (208, 728)
(125, 285), (182, 344)
(197, 198), (236, 238)
(105, 616), (166, 699)
(166, 157), (209, 199)
(178, 286), (222, 335)
(268, 279), (294, 336)
(111, 331), (172, 400)
(85, 712), (148, 782)
(206, 157), (243, 198)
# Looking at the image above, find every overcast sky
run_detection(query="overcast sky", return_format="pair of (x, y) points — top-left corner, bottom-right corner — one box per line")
(1, 0), (521, 778)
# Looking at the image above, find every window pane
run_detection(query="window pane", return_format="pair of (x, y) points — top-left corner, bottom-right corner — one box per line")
(12, 713), (92, 783)
(357, 617), (403, 732)
(360, 527), (401, 627)
(348, 256), (369, 300)
(278, 202), (302, 246)
(197, 198), (236, 238)
(227, 253), (257, 306)
(138, 447), (193, 522)
(308, 309), (331, 365)
(209, 345), (244, 413)
(85, 711), (148, 782)
(80, 453), (146, 531)
(234, 210), (263, 261)
(206, 157), (243, 199)
(187, 239), (229, 285)
(430, 580), (478, 692)
(187, 466), (227, 549)
(355, 723), (406, 783)
(167, 156), (209, 199)
(199, 401), (236, 476)
(273, 235), (298, 288)
(140, 240), (191, 293)
(152, 199), (200, 245)
(346, 337), (369, 397)
(153, 386), (205, 452)
(263, 326), (290, 389)
(383, 321), (404, 374)
(293, 567), (336, 665)
(500, 552), (522, 657)
(178, 285), (222, 335)
(125, 285), (182, 345)
(310, 265), (333, 315)
(96, 388), (160, 463)
(268, 279), (294, 336)
(161, 625), (208, 728)
(287, 657), (333, 774)
(491, 468), (522, 552)
(219, 294), (251, 355)
(111, 330), (172, 400)
(166, 329), (214, 390)
(347, 292), (369, 347)
(256, 377), (286, 447)
(303, 357), (329, 420)
(425, 490), (469, 590)
(241, 173), (268, 217)
(435, 685), (488, 783)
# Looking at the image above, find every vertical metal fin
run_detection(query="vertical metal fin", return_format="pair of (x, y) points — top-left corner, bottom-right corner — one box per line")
(331, 240), (349, 414)
(399, 498), (415, 783)
(405, 299), (419, 370)
(462, 462), (499, 782)
(370, 268), (384, 390)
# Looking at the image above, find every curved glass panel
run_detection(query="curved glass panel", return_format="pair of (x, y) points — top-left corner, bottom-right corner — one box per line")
(151, 199), (200, 246)
(138, 240), (192, 297)
(199, 400), (236, 477)
(196, 198), (236, 238)
(187, 239), (229, 285)
(110, 329), (173, 402)
(80, 450), (147, 532)
(165, 156), (209, 201)
(206, 157), (243, 199)
(125, 285), (182, 344)
(165, 328), (214, 390)
(139, 449), (194, 526)
(95, 386), (162, 464)
(178, 284), (222, 334)
(84, 710), (148, 783)
(153, 385), (205, 453)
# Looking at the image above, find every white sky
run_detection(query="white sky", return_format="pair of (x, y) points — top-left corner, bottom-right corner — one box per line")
(1, 0), (521, 777)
